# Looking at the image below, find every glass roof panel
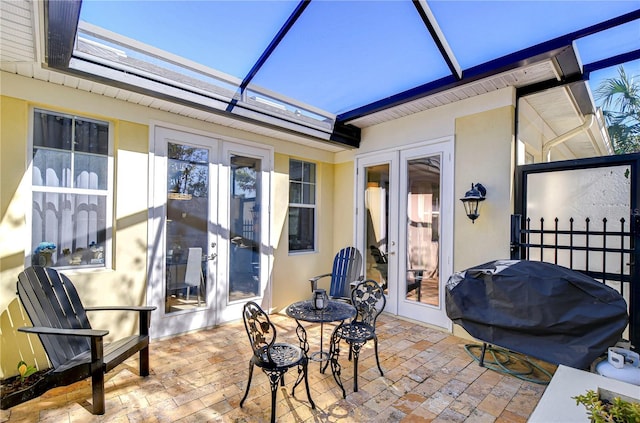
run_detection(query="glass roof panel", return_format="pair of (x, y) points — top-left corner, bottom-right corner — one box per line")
(575, 20), (640, 65)
(77, 0), (638, 121)
(79, 0), (299, 78)
(250, 0), (452, 114)
(428, 1), (640, 70)
(75, 31), (241, 95)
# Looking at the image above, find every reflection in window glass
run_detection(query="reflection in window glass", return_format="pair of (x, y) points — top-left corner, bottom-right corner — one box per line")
(364, 164), (390, 293)
(405, 156), (440, 306)
(32, 149), (71, 187)
(168, 143), (209, 197)
(74, 153), (108, 190)
(75, 119), (109, 154)
(31, 109), (110, 269)
(165, 143), (210, 313)
(33, 111), (72, 150)
(289, 159), (316, 252)
(229, 155), (261, 302)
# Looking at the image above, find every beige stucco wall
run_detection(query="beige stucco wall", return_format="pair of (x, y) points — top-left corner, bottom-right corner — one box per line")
(270, 155), (338, 311)
(453, 106), (515, 270)
(332, 161), (355, 250)
(0, 96), (50, 377)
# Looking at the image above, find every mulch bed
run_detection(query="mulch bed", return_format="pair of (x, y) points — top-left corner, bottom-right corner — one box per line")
(0, 369), (51, 410)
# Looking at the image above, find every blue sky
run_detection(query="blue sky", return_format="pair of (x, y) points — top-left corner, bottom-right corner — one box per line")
(79, 0), (639, 113)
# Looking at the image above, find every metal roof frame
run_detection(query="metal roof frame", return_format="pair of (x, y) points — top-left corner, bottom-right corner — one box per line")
(43, 0), (640, 149)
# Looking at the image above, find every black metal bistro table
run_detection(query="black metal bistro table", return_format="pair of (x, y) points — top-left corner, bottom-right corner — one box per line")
(286, 299), (356, 372)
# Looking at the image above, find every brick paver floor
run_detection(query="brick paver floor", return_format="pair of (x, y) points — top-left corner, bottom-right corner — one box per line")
(1, 313), (554, 422)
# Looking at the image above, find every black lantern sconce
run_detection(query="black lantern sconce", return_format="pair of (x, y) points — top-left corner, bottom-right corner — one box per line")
(460, 183), (487, 223)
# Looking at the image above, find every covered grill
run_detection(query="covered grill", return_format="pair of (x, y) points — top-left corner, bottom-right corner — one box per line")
(446, 260), (629, 369)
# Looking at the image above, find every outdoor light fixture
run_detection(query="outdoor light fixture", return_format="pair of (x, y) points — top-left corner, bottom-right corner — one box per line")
(460, 183), (487, 223)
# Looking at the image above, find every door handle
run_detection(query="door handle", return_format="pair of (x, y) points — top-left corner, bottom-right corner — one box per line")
(208, 242), (217, 260)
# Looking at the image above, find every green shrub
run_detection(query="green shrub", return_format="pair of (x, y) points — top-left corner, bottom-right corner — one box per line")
(574, 389), (640, 423)
(17, 361), (37, 383)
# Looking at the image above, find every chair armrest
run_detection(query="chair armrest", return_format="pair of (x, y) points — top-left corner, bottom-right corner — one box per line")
(84, 306), (157, 312)
(348, 276), (365, 290)
(309, 273), (332, 291)
(84, 306), (156, 336)
(20, 326), (109, 367)
(308, 273), (332, 282)
(18, 326), (109, 338)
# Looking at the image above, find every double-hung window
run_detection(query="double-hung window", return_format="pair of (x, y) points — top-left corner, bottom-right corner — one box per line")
(31, 109), (112, 269)
(288, 159), (316, 252)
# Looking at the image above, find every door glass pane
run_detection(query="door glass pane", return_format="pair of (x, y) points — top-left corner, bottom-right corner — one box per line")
(229, 155), (261, 302)
(364, 164), (389, 293)
(165, 143), (209, 313)
(405, 156), (440, 305)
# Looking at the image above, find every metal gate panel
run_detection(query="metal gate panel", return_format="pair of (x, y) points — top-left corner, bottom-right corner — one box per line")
(511, 153), (640, 350)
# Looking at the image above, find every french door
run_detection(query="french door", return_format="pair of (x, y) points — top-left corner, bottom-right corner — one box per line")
(148, 126), (271, 338)
(356, 139), (453, 330)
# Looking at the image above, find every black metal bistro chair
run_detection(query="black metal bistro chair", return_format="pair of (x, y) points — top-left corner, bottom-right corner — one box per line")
(329, 279), (386, 397)
(240, 301), (315, 423)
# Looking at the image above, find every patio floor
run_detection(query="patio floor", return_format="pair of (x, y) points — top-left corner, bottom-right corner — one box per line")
(1, 313), (555, 422)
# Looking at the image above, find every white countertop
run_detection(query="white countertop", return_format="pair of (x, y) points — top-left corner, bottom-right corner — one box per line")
(529, 364), (640, 422)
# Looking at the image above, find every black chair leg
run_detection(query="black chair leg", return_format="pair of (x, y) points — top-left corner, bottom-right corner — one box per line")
(90, 337), (105, 415)
(351, 343), (362, 392)
(240, 361), (254, 408)
(91, 368), (105, 415)
(270, 383), (277, 423)
(140, 345), (150, 377)
(374, 336), (383, 376)
(266, 370), (283, 423)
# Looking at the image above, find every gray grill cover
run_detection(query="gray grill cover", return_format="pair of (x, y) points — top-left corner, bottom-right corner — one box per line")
(446, 260), (628, 369)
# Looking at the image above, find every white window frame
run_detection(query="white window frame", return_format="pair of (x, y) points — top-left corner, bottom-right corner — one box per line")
(288, 159), (317, 254)
(27, 107), (114, 270)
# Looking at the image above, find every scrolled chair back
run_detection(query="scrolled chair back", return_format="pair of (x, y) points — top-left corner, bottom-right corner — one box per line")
(242, 301), (277, 365)
(351, 279), (386, 327)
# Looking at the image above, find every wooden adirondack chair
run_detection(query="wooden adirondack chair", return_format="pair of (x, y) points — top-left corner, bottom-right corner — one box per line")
(12, 266), (156, 415)
(308, 247), (363, 301)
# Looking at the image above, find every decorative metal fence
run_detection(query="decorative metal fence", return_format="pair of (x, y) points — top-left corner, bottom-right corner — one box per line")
(510, 213), (637, 348)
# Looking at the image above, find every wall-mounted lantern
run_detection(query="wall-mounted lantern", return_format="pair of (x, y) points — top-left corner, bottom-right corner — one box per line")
(460, 183), (487, 223)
